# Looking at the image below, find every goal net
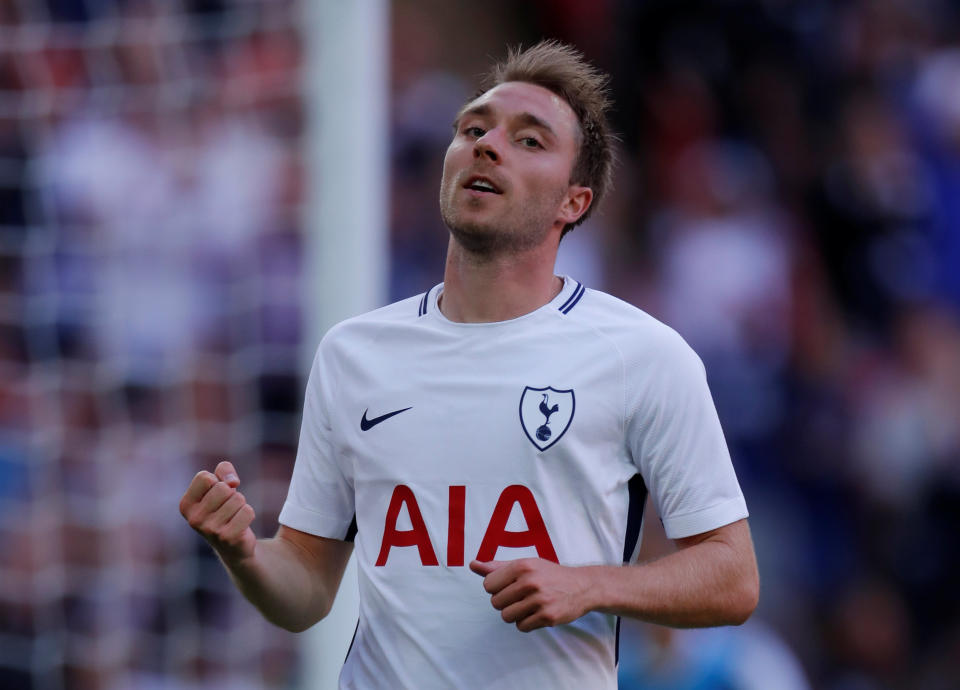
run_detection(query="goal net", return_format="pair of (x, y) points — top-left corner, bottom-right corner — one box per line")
(1, 1), (316, 688)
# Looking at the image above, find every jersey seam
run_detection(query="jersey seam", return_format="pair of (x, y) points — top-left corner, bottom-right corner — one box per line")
(553, 290), (628, 440)
(305, 345), (339, 454)
(283, 500), (351, 521)
(319, 341), (344, 448)
(279, 502), (355, 539)
(661, 496), (745, 521)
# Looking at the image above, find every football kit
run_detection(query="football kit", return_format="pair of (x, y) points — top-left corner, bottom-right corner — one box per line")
(279, 276), (748, 689)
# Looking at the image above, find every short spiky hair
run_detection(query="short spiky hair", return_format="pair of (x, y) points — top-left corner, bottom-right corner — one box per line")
(474, 40), (615, 236)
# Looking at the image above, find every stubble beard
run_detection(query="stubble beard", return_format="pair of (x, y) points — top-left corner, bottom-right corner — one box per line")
(439, 188), (560, 260)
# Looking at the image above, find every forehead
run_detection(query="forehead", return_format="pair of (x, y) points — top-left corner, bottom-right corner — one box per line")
(462, 81), (579, 143)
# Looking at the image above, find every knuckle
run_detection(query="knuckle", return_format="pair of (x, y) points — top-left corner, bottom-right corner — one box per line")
(194, 471), (216, 488)
(185, 509), (206, 530)
(210, 482), (231, 500)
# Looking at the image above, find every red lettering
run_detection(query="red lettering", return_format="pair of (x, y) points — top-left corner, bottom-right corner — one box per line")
(447, 486), (465, 566)
(375, 484), (558, 566)
(375, 485), (439, 566)
(476, 484), (558, 563)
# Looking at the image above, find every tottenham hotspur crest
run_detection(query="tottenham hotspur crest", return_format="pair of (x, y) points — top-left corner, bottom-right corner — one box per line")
(519, 386), (575, 451)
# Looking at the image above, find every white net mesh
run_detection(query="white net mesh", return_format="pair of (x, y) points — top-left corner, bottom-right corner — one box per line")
(1, 1), (308, 688)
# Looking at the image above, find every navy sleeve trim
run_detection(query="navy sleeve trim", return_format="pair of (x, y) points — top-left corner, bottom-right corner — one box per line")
(616, 474), (647, 667)
(344, 514), (358, 542)
(622, 474), (647, 563)
(344, 619), (359, 663)
(559, 282), (585, 314)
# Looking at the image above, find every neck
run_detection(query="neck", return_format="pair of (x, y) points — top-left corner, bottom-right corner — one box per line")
(439, 235), (563, 323)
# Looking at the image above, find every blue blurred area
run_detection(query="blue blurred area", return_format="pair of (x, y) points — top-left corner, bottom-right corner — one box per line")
(390, 1), (960, 688)
(2, 0), (959, 688)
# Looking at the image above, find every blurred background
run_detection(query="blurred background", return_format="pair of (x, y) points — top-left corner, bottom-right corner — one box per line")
(1, 0), (959, 688)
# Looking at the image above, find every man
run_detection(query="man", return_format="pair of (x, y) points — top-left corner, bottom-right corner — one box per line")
(180, 41), (758, 689)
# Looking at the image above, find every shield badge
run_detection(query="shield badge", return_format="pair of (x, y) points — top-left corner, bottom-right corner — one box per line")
(519, 386), (575, 451)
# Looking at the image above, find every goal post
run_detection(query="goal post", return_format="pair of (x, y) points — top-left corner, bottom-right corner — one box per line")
(300, 1), (389, 688)
(0, 0), (388, 687)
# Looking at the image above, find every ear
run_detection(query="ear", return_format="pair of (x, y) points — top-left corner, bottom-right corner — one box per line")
(556, 185), (593, 227)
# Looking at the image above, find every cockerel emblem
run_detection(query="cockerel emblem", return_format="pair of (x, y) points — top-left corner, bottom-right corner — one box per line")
(519, 386), (575, 451)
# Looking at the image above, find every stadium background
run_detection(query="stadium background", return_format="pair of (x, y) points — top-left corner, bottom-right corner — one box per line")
(1, 0), (959, 688)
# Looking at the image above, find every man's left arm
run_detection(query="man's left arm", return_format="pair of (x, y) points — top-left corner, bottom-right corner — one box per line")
(470, 518), (758, 632)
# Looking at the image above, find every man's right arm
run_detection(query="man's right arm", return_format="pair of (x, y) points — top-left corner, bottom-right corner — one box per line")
(179, 461), (353, 632)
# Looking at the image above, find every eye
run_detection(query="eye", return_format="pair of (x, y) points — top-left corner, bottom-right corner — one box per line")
(463, 125), (486, 138)
(520, 136), (542, 149)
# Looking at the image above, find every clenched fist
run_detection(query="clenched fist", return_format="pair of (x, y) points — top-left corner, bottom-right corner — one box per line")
(470, 558), (592, 632)
(179, 461), (257, 564)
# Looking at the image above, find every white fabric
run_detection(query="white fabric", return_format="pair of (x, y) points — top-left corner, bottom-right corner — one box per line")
(279, 276), (748, 689)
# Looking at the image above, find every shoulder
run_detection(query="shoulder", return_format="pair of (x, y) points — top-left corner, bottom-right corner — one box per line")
(312, 291), (429, 360)
(571, 288), (703, 371)
(328, 292), (425, 333)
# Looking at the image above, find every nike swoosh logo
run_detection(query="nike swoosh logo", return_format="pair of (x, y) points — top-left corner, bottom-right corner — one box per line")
(360, 406), (412, 431)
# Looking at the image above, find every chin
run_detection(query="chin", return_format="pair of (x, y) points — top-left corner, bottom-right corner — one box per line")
(441, 199), (549, 256)
(446, 220), (501, 256)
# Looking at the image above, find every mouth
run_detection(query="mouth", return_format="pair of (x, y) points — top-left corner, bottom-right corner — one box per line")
(462, 175), (503, 195)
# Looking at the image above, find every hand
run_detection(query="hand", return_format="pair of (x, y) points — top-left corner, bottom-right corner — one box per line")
(469, 558), (592, 632)
(179, 461), (257, 565)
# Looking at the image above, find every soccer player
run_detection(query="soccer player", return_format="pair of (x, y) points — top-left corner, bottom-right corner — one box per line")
(179, 40), (759, 689)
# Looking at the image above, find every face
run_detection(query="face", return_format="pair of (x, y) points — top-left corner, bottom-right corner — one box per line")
(439, 81), (591, 256)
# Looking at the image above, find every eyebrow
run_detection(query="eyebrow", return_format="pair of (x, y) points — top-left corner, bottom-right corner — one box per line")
(515, 112), (556, 137)
(453, 104), (557, 138)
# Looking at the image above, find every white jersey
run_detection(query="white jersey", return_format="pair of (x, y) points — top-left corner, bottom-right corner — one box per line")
(279, 276), (748, 689)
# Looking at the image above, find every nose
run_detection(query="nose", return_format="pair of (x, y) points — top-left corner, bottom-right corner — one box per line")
(473, 130), (501, 163)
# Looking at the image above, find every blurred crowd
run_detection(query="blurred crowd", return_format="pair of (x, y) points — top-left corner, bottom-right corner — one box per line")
(1, 1), (305, 688)
(1, 0), (959, 688)
(391, 1), (960, 689)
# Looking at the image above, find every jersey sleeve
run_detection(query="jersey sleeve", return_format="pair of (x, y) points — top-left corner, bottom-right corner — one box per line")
(278, 343), (356, 540)
(625, 329), (747, 539)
